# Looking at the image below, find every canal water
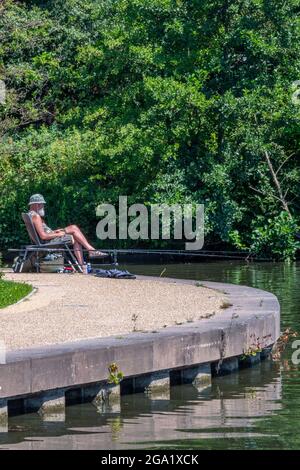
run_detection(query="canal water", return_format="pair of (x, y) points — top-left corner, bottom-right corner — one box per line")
(0, 261), (299, 450)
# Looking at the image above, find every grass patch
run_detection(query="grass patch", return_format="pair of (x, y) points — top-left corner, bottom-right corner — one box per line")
(0, 279), (32, 309)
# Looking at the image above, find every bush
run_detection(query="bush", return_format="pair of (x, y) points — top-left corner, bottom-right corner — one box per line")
(250, 212), (300, 260)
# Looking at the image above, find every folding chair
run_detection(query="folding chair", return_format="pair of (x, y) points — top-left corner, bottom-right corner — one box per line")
(13, 213), (83, 273)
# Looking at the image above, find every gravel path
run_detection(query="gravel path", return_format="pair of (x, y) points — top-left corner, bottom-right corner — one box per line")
(0, 272), (226, 350)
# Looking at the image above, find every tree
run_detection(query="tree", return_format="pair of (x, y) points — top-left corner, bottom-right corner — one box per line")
(0, 0), (299, 258)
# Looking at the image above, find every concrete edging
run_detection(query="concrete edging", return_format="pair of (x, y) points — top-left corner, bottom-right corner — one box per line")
(13, 286), (37, 306)
(0, 276), (280, 422)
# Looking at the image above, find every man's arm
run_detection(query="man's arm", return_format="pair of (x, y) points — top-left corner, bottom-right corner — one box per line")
(31, 214), (65, 241)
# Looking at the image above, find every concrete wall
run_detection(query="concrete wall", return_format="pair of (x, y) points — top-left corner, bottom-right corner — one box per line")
(0, 279), (280, 415)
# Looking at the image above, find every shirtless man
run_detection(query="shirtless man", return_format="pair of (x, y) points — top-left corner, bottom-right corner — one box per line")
(28, 193), (107, 267)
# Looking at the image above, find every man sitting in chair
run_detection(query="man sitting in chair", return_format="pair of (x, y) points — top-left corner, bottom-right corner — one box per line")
(28, 194), (107, 268)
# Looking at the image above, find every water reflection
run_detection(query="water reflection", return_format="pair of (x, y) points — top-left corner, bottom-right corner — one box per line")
(0, 361), (282, 449)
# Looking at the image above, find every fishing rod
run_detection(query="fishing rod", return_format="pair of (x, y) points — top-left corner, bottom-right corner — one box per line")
(7, 247), (269, 266)
(96, 248), (267, 261)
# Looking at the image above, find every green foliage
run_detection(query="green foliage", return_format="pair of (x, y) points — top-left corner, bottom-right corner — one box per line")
(250, 212), (300, 260)
(0, 252), (3, 279)
(107, 362), (124, 385)
(0, 0), (299, 259)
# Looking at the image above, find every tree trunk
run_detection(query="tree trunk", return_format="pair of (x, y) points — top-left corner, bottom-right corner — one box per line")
(264, 151), (292, 218)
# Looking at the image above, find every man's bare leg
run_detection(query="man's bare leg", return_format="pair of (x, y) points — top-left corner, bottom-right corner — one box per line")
(65, 225), (94, 250)
(73, 240), (84, 266)
(65, 225), (106, 256)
